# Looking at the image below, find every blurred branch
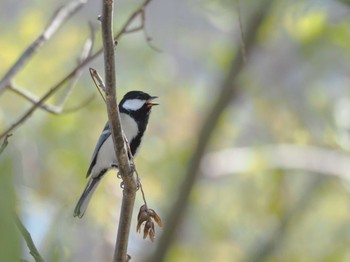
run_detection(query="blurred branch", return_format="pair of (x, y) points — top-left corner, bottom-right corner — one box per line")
(201, 144), (350, 181)
(148, 1), (274, 261)
(0, 0), (87, 93)
(55, 32), (94, 108)
(101, 0), (137, 261)
(7, 84), (94, 115)
(122, 1), (160, 52)
(0, 134), (12, 155)
(0, 0), (154, 141)
(235, 0), (247, 63)
(0, 35), (94, 140)
(8, 84), (64, 114)
(15, 214), (44, 262)
(7, 30), (94, 115)
(114, 0), (152, 40)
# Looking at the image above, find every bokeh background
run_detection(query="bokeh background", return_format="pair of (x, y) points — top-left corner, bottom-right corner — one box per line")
(1, 0), (350, 261)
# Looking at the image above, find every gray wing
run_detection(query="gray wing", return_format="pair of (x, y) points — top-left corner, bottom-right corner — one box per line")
(86, 122), (111, 177)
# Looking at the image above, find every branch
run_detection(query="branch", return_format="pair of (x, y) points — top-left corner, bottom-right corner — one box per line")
(0, 134), (12, 155)
(8, 83), (94, 115)
(101, 0), (136, 261)
(15, 214), (44, 262)
(0, 0), (154, 140)
(201, 144), (350, 181)
(0, 37), (94, 140)
(114, 0), (151, 40)
(7, 28), (94, 115)
(148, 1), (274, 261)
(0, 0), (87, 93)
(235, 0), (247, 63)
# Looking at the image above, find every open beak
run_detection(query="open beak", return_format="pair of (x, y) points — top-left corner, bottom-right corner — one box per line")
(147, 96), (159, 107)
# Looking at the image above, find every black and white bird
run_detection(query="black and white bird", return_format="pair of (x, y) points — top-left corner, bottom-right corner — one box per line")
(74, 90), (158, 218)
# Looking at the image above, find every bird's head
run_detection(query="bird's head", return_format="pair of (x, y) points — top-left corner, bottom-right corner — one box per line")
(119, 90), (158, 116)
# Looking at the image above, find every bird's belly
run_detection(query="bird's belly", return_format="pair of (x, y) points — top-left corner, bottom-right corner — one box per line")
(91, 136), (117, 178)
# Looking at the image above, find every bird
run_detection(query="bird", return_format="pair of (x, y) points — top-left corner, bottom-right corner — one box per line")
(74, 90), (158, 218)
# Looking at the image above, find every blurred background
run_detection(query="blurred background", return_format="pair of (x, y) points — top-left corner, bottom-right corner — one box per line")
(1, 0), (350, 261)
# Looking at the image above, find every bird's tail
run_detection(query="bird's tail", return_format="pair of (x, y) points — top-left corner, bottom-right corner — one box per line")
(74, 176), (102, 218)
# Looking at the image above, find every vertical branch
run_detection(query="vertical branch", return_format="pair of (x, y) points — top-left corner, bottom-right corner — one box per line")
(100, 0), (137, 261)
(148, 0), (274, 261)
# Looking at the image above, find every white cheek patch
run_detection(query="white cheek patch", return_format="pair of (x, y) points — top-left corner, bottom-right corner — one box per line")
(123, 99), (145, 111)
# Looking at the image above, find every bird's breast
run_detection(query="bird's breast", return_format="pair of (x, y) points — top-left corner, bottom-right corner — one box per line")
(120, 113), (139, 143)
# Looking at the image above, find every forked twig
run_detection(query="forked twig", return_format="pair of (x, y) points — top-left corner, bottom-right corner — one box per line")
(0, 0), (155, 141)
(89, 68), (106, 102)
(0, 0), (87, 93)
(123, 3), (161, 52)
(7, 27), (95, 115)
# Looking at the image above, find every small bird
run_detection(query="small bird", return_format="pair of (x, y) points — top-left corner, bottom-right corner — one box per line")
(74, 90), (158, 218)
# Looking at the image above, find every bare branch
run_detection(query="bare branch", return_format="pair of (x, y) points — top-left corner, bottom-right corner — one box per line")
(148, 1), (274, 261)
(122, 3), (160, 52)
(0, 0), (87, 93)
(7, 28), (94, 115)
(201, 144), (350, 181)
(8, 83), (94, 115)
(0, 134), (12, 155)
(0, 54), (89, 140)
(8, 84), (62, 114)
(15, 214), (44, 262)
(0, 35), (95, 139)
(101, 0), (137, 261)
(55, 34), (93, 108)
(235, 0), (247, 63)
(114, 0), (152, 40)
(89, 68), (106, 102)
(0, 0), (154, 140)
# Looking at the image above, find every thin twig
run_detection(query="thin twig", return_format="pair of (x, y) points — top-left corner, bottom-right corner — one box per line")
(89, 68), (106, 102)
(0, 54), (89, 140)
(235, 0), (247, 63)
(101, 0), (137, 261)
(8, 84), (64, 114)
(114, 0), (152, 40)
(7, 29), (94, 115)
(0, 0), (87, 93)
(134, 169), (148, 208)
(55, 33), (94, 108)
(0, 134), (12, 155)
(0, 37), (95, 140)
(123, 4), (160, 52)
(15, 214), (44, 262)
(8, 83), (95, 115)
(148, 1), (274, 261)
(0, 0), (154, 140)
